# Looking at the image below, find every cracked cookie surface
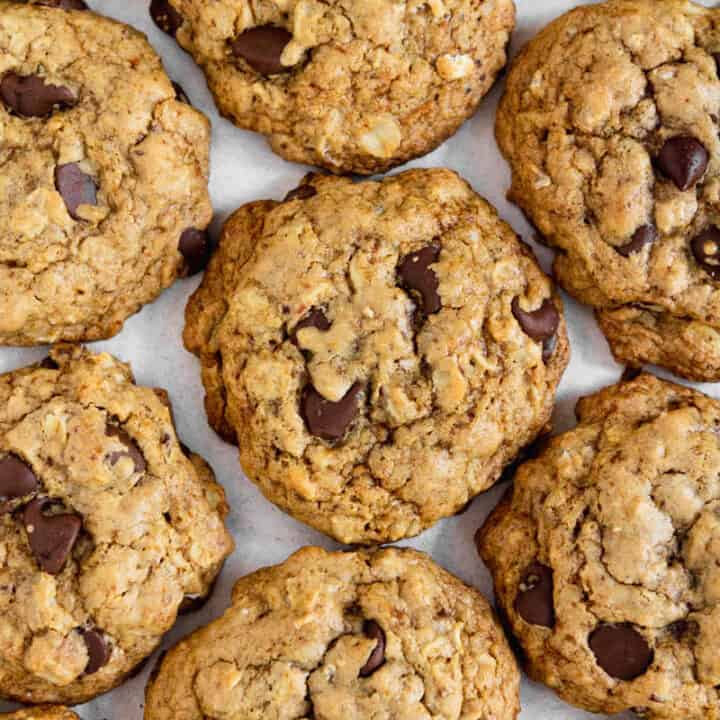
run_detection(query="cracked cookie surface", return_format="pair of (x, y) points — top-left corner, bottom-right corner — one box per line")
(0, 345), (234, 704)
(496, 0), (720, 381)
(2, 709), (78, 719)
(155, 0), (515, 174)
(144, 546), (520, 720)
(184, 168), (568, 544)
(0, 1), (212, 345)
(477, 373), (720, 719)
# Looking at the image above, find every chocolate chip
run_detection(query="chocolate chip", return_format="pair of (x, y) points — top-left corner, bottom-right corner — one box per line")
(589, 624), (653, 681)
(512, 297), (560, 352)
(149, 0), (183, 37)
(106, 424), (146, 474)
(398, 244), (442, 315)
(285, 184), (317, 201)
(359, 620), (386, 677)
(515, 562), (555, 628)
(656, 136), (708, 191)
(0, 456), (38, 511)
(82, 628), (110, 674)
(23, 498), (82, 575)
(172, 81), (190, 105)
(38, 0), (88, 8)
(291, 308), (331, 344)
(179, 228), (210, 275)
(231, 26), (293, 75)
(691, 227), (720, 279)
(55, 163), (97, 220)
(301, 383), (362, 442)
(617, 225), (657, 257)
(0, 73), (76, 117)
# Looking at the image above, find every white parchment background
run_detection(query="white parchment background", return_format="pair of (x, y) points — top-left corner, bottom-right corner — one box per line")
(2, 0), (717, 717)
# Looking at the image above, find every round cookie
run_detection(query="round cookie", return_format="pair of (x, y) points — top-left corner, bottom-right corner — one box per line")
(0, 345), (234, 705)
(496, 0), (720, 381)
(144, 546), (520, 720)
(184, 168), (568, 544)
(477, 372), (720, 719)
(2, 710), (78, 720)
(151, 0), (515, 175)
(0, 1), (212, 345)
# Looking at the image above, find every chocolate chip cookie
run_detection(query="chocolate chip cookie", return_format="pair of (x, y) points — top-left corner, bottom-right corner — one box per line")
(0, 1), (212, 346)
(184, 168), (568, 544)
(144, 546), (520, 720)
(496, 0), (720, 381)
(150, 0), (515, 174)
(2, 710), (78, 720)
(0, 345), (234, 705)
(477, 372), (720, 719)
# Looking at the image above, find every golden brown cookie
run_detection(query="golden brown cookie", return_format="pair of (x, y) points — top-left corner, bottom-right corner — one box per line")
(184, 168), (569, 544)
(2, 709), (78, 720)
(150, 0), (515, 174)
(496, 0), (720, 381)
(0, 346), (234, 704)
(0, 1), (212, 345)
(144, 546), (520, 720)
(478, 372), (720, 719)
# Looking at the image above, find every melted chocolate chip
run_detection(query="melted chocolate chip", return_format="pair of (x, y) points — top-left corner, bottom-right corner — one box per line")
(82, 628), (110, 674)
(231, 26), (293, 75)
(291, 308), (331, 345)
(359, 620), (386, 677)
(398, 244), (442, 315)
(656, 136), (708, 191)
(511, 297), (560, 353)
(37, 0), (88, 7)
(691, 227), (720, 279)
(0, 456), (38, 512)
(23, 498), (82, 575)
(106, 424), (146, 474)
(172, 81), (190, 105)
(0, 72), (76, 117)
(617, 225), (657, 257)
(55, 163), (97, 220)
(589, 624), (653, 681)
(285, 184), (318, 201)
(515, 562), (555, 628)
(301, 383), (362, 442)
(149, 0), (183, 37)
(179, 227), (211, 275)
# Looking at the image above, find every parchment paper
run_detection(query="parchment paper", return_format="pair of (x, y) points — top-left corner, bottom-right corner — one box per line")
(2, 1), (716, 717)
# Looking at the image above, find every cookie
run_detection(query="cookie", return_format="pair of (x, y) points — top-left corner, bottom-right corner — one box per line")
(2, 709), (78, 720)
(0, 345), (234, 705)
(184, 168), (568, 544)
(144, 546), (520, 720)
(496, 0), (720, 381)
(151, 0), (515, 174)
(477, 372), (720, 719)
(0, 1), (212, 345)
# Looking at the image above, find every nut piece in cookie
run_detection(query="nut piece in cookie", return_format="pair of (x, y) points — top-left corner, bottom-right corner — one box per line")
(496, 0), (720, 381)
(0, 1), (213, 345)
(152, 0), (515, 174)
(184, 168), (569, 544)
(0, 345), (233, 705)
(144, 546), (520, 720)
(477, 373), (720, 719)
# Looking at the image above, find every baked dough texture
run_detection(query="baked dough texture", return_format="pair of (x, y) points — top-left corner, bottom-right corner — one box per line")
(160, 0), (515, 174)
(144, 546), (520, 720)
(0, 346), (233, 704)
(478, 373), (720, 719)
(496, 0), (720, 381)
(2, 709), (78, 719)
(0, 1), (212, 345)
(184, 168), (568, 544)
